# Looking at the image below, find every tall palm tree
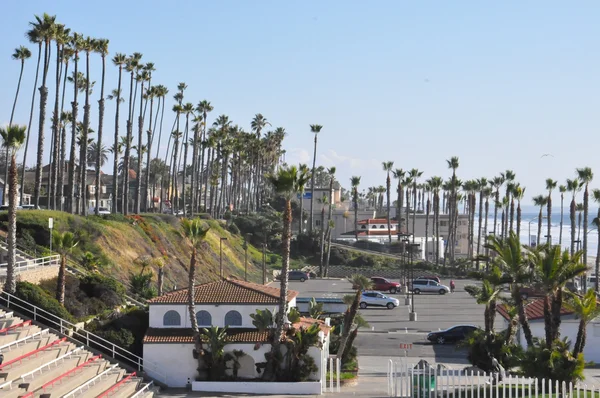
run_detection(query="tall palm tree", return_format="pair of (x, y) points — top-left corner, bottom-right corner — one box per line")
(502, 170), (516, 236)
(409, 168), (423, 245)
(324, 167), (336, 276)
(110, 53), (126, 213)
(52, 231), (78, 305)
(577, 167), (593, 269)
(297, 164), (309, 234)
(31, 13), (56, 208)
(392, 169), (405, 239)
(490, 176), (504, 236)
(123, 53), (143, 215)
(197, 100), (213, 211)
(446, 157), (459, 260)
(546, 178), (557, 244)
(67, 33), (83, 214)
(7, 46), (31, 205)
(181, 218), (210, 367)
(423, 180), (432, 262)
(532, 195), (548, 247)
(266, 165), (310, 373)
(429, 177), (443, 265)
(567, 289), (600, 358)
(78, 37), (95, 215)
(567, 178), (581, 255)
(465, 278), (502, 341)
(249, 113), (269, 210)
(513, 184), (526, 238)
(382, 161), (394, 243)
(338, 274), (373, 360)
(351, 176), (361, 241)
(559, 185), (567, 246)
(134, 68), (151, 214)
(476, 178), (488, 267)
(0, 126), (26, 294)
(593, 189), (600, 292)
(94, 38), (109, 215)
(308, 124), (323, 232)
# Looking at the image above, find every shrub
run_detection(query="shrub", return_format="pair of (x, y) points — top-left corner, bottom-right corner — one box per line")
(328, 247), (351, 265)
(101, 213), (128, 222)
(15, 281), (74, 322)
(80, 274), (126, 306)
(348, 254), (378, 268)
(227, 223), (240, 235)
(520, 339), (584, 384)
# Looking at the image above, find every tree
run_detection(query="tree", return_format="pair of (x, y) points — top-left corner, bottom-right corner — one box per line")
(559, 185), (566, 245)
(566, 289), (600, 358)
(490, 176), (504, 236)
(409, 169), (423, 245)
(576, 167), (593, 270)
(545, 179), (557, 244)
(392, 169), (405, 239)
(0, 125), (26, 294)
(593, 189), (600, 293)
(6, 46), (31, 205)
(52, 231), (78, 305)
(513, 185), (526, 238)
(532, 195), (548, 247)
(308, 124), (323, 232)
(123, 53), (143, 215)
(465, 277), (502, 342)
(322, 166), (336, 277)
(338, 274), (373, 360)
(134, 68), (151, 214)
(351, 176), (361, 241)
(94, 38), (109, 215)
(265, 165), (309, 378)
(181, 218), (211, 370)
(87, 141), (109, 168)
(567, 178), (581, 255)
(382, 161), (394, 243)
(155, 257), (166, 296)
(476, 178), (488, 268)
(110, 53), (127, 213)
(297, 164), (309, 234)
(446, 157), (459, 260)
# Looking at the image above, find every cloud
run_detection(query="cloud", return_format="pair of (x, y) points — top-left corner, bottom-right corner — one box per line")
(285, 148), (311, 165)
(319, 149), (379, 171)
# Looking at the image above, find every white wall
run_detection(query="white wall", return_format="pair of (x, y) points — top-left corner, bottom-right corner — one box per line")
(144, 343), (198, 388)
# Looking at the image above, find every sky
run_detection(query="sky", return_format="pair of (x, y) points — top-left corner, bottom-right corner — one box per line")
(1, 1), (599, 208)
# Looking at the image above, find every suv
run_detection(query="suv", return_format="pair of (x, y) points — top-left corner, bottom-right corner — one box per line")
(415, 275), (441, 284)
(411, 279), (450, 295)
(276, 270), (310, 282)
(359, 291), (400, 309)
(364, 277), (400, 294)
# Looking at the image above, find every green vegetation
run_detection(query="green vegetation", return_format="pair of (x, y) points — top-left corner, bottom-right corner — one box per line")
(15, 281), (74, 322)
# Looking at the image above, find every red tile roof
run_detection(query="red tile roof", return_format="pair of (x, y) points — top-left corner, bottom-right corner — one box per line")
(497, 297), (574, 321)
(294, 317), (332, 335)
(148, 279), (298, 305)
(358, 218), (398, 225)
(143, 328), (269, 344)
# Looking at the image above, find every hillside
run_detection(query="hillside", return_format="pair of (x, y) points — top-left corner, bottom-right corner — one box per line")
(0, 211), (267, 290)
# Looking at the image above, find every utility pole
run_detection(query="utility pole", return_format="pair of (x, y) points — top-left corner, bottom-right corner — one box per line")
(244, 234), (249, 282)
(262, 244), (267, 284)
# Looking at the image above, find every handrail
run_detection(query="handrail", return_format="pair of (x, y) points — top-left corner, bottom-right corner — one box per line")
(62, 364), (119, 398)
(130, 380), (154, 397)
(0, 329), (49, 352)
(19, 346), (83, 380)
(0, 311), (14, 318)
(0, 290), (167, 384)
(0, 319), (31, 334)
(39, 354), (102, 391)
(0, 337), (66, 370)
(97, 371), (136, 397)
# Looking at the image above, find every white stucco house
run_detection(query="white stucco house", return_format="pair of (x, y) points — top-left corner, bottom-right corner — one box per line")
(143, 278), (332, 389)
(497, 298), (600, 363)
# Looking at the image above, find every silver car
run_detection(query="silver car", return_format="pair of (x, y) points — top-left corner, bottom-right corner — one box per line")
(359, 291), (400, 309)
(411, 279), (450, 295)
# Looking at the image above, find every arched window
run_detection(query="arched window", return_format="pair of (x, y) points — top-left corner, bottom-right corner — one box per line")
(380, 225), (385, 229)
(224, 310), (242, 327)
(163, 310), (181, 326)
(196, 310), (212, 327)
(361, 225), (366, 229)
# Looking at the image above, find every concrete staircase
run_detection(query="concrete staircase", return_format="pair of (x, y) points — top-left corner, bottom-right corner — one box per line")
(0, 310), (153, 397)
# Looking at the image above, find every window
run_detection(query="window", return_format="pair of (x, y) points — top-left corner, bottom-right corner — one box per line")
(440, 221), (448, 227)
(380, 225), (385, 229)
(196, 310), (212, 326)
(316, 220), (321, 227)
(163, 310), (181, 326)
(361, 225), (366, 229)
(224, 310), (242, 326)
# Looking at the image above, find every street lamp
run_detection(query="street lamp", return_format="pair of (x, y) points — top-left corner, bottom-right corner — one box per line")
(402, 238), (410, 299)
(220, 237), (228, 279)
(527, 216), (547, 247)
(48, 217), (54, 251)
(409, 243), (420, 321)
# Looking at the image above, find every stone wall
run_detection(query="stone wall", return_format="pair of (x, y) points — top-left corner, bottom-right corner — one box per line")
(0, 265), (60, 285)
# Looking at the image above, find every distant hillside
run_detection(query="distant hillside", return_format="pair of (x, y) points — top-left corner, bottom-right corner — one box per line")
(0, 211), (266, 290)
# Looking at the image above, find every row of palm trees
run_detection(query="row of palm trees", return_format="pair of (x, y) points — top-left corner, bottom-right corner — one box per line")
(7, 13), (293, 217)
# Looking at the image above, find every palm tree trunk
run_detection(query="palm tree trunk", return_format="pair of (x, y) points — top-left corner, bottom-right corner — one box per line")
(6, 60), (25, 205)
(425, 195), (430, 262)
(56, 255), (67, 305)
(493, 190), (499, 235)
(68, 52), (79, 214)
(112, 65), (123, 214)
(477, 191), (484, 269)
(537, 208), (543, 246)
(412, 186), (417, 245)
(49, 42), (62, 211)
(354, 192), (358, 241)
(80, 50), (91, 216)
(4, 152), (18, 294)
(516, 201), (522, 238)
(509, 198), (515, 233)
(584, 185), (589, 268)
(386, 176), (392, 243)
(596, 208), (600, 293)
(325, 228), (333, 277)
(309, 135), (318, 233)
(145, 96), (156, 212)
(134, 81), (145, 214)
(570, 198), (576, 255)
(190, 124), (198, 215)
(397, 182), (403, 240)
(573, 319), (586, 358)
(34, 40), (51, 208)
(484, 198), (490, 270)
(123, 71), (135, 215)
(188, 246), (205, 372)
(58, 58), (70, 211)
(157, 266), (164, 296)
(319, 207), (325, 276)
(543, 296), (553, 347)
(516, 291), (534, 347)
(550, 289), (562, 342)
(95, 54), (106, 215)
(559, 193), (564, 245)
(547, 194), (552, 244)
(435, 193), (440, 265)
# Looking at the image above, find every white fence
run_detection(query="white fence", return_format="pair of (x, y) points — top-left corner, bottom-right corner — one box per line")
(388, 359), (600, 398)
(322, 355), (341, 393)
(0, 254), (60, 274)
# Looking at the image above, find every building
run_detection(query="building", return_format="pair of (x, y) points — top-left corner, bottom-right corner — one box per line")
(143, 279), (331, 388)
(497, 298), (600, 364)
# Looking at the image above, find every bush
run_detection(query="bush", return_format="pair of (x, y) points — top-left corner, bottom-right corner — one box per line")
(520, 339), (584, 384)
(328, 247), (351, 265)
(227, 223), (240, 235)
(463, 329), (522, 372)
(80, 274), (126, 306)
(88, 308), (149, 355)
(15, 281), (74, 322)
(101, 213), (128, 222)
(348, 254), (378, 268)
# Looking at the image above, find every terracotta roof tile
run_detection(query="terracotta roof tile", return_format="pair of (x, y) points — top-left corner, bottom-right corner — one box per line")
(143, 327), (270, 344)
(497, 297), (574, 321)
(148, 279), (298, 305)
(294, 317), (332, 335)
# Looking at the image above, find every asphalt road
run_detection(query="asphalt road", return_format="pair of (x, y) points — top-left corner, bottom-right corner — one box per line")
(285, 278), (484, 360)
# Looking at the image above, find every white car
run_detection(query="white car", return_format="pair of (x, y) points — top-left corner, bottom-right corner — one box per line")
(98, 207), (111, 215)
(359, 291), (400, 309)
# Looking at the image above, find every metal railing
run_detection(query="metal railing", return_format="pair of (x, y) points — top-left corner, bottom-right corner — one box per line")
(0, 290), (167, 385)
(62, 364), (119, 398)
(130, 380), (154, 397)
(0, 255), (60, 274)
(0, 329), (48, 353)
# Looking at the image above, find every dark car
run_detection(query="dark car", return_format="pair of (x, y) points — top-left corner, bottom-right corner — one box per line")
(277, 270), (310, 282)
(354, 277), (400, 293)
(519, 286), (544, 300)
(427, 325), (478, 345)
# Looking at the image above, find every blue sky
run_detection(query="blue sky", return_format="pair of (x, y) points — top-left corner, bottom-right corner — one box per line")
(1, 1), (599, 207)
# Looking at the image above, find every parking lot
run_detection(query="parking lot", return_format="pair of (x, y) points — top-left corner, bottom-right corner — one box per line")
(282, 277), (484, 361)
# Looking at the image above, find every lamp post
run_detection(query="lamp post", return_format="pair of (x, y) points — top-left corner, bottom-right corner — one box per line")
(409, 243), (420, 321)
(220, 237), (228, 279)
(48, 217), (54, 251)
(402, 238), (410, 300)
(527, 216), (547, 247)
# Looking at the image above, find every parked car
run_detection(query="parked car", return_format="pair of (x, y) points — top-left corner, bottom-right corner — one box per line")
(519, 286), (544, 300)
(410, 279), (450, 295)
(20, 204), (40, 210)
(276, 270), (310, 282)
(415, 275), (441, 284)
(587, 275), (597, 291)
(427, 325), (478, 345)
(353, 277), (401, 293)
(359, 291), (400, 309)
(97, 207), (110, 215)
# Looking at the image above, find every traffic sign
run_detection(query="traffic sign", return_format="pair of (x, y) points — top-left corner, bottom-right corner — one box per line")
(399, 343), (413, 350)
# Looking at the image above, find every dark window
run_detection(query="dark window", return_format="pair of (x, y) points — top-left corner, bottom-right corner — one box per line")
(163, 310), (181, 326)
(225, 310), (242, 326)
(196, 310), (212, 326)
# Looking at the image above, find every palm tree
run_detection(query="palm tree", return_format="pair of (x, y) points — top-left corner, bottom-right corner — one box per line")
(31, 13), (56, 208)
(181, 218), (211, 363)
(67, 33), (83, 214)
(567, 178), (581, 255)
(409, 169), (423, 245)
(134, 68), (151, 214)
(52, 231), (78, 305)
(423, 181), (432, 262)
(94, 38), (109, 215)
(250, 113), (269, 211)
(154, 257), (166, 296)
(87, 142), (109, 167)
(7, 46), (31, 205)
(465, 278), (502, 341)
(593, 189), (600, 292)
(429, 177), (443, 265)
(559, 185), (566, 246)
(322, 166), (336, 276)
(546, 179), (557, 244)
(446, 157), (459, 260)
(308, 124), (323, 232)
(0, 126), (26, 294)
(392, 169), (405, 239)
(532, 195), (548, 247)
(490, 176), (504, 236)
(297, 164), (309, 234)
(476, 178), (488, 267)
(567, 289), (600, 357)
(502, 170), (516, 236)
(382, 161), (394, 243)
(577, 167), (593, 269)
(110, 53), (126, 213)
(266, 165), (310, 373)
(351, 176), (361, 241)
(197, 100), (213, 211)
(485, 232), (534, 347)
(78, 36), (95, 215)
(123, 53), (143, 214)
(338, 274), (373, 360)
(513, 185), (526, 238)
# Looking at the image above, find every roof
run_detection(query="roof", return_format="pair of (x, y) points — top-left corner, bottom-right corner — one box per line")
(358, 218), (397, 225)
(497, 297), (574, 321)
(143, 328), (269, 344)
(148, 279), (298, 305)
(294, 317), (332, 335)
